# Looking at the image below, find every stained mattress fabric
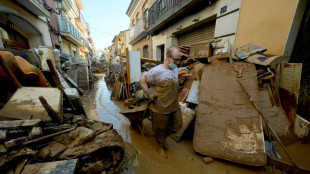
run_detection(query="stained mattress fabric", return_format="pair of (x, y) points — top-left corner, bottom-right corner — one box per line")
(193, 61), (266, 166)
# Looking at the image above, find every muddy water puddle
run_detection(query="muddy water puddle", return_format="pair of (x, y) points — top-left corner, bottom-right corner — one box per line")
(82, 74), (279, 174)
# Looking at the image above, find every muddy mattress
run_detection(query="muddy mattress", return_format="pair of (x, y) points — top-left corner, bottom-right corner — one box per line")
(193, 61), (266, 166)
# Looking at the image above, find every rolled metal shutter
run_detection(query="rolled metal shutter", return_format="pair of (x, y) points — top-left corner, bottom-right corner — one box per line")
(178, 21), (215, 46)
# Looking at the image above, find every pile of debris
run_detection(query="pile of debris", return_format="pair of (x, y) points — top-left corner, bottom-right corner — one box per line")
(120, 40), (308, 173)
(0, 49), (125, 174)
(0, 116), (124, 174)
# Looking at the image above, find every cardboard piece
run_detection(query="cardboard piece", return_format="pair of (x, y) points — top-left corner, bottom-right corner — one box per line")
(235, 43), (266, 59)
(194, 62), (266, 166)
(186, 80), (199, 104)
(189, 42), (212, 59)
(259, 89), (290, 136)
(245, 54), (283, 68)
(171, 102), (196, 142)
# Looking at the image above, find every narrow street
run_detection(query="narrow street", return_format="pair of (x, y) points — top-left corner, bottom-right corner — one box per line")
(1, 0), (310, 173)
(81, 74), (277, 174)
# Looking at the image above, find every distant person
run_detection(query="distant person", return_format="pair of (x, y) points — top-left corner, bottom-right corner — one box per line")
(139, 47), (183, 158)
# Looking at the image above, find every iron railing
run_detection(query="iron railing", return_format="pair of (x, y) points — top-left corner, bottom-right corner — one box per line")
(149, 0), (183, 26)
(58, 16), (82, 41)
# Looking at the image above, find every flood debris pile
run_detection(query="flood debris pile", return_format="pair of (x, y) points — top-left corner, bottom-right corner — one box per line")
(120, 40), (309, 173)
(0, 49), (125, 174)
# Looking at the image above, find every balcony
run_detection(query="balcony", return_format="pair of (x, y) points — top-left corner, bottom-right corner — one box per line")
(148, 0), (216, 34)
(129, 16), (148, 45)
(80, 38), (93, 54)
(62, 0), (79, 18)
(16, 0), (50, 17)
(75, 12), (88, 32)
(58, 16), (82, 46)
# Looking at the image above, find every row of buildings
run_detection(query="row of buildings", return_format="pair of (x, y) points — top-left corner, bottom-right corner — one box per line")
(121, 0), (308, 61)
(104, 0), (309, 124)
(106, 0), (308, 66)
(0, 0), (95, 65)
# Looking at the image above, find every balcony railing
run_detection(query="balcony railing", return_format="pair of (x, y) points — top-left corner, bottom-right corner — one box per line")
(16, 0), (50, 17)
(82, 38), (92, 51)
(75, 12), (88, 32)
(129, 17), (148, 44)
(58, 16), (82, 41)
(149, 0), (183, 27)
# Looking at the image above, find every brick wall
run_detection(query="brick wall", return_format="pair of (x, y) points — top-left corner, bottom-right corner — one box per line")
(131, 36), (152, 59)
(45, 0), (61, 49)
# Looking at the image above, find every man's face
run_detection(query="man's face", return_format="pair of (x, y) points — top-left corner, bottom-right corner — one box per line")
(168, 49), (182, 65)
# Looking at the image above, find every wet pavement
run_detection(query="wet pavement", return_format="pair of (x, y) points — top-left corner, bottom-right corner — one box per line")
(81, 74), (281, 174)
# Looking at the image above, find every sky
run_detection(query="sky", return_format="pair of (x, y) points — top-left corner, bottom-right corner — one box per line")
(82, 0), (131, 50)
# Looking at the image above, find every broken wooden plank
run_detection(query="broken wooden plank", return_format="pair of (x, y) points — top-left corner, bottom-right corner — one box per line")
(39, 96), (63, 123)
(47, 59), (76, 112)
(62, 73), (86, 94)
(141, 58), (161, 64)
(0, 119), (41, 129)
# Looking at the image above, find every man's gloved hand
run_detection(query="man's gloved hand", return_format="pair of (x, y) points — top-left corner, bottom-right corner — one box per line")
(147, 88), (158, 101)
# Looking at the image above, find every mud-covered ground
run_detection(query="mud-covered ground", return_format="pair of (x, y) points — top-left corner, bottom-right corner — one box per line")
(81, 74), (310, 174)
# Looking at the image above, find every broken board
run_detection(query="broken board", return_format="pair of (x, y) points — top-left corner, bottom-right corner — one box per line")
(193, 62), (266, 166)
(171, 102), (196, 142)
(38, 46), (55, 72)
(186, 80), (199, 104)
(0, 87), (62, 121)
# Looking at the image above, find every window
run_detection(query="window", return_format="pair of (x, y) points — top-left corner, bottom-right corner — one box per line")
(0, 27), (10, 40)
(143, 45), (148, 58)
(0, 24), (29, 50)
(136, 12), (140, 22)
(156, 44), (165, 62)
(132, 19), (135, 26)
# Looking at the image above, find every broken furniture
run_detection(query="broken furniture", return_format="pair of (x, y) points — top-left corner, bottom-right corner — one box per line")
(0, 87), (62, 121)
(193, 61), (266, 166)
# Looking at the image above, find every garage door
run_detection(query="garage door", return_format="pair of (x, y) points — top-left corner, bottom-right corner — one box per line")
(178, 21), (215, 46)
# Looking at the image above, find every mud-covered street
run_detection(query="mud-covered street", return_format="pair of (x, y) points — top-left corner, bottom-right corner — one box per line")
(81, 74), (278, 174)
(1, 0), (310, 173)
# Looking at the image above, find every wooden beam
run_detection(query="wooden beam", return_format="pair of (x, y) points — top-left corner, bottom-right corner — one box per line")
(126, 48), (130, 84)
(141, 58), (161, 64)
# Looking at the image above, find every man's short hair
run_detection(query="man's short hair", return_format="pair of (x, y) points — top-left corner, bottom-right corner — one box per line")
(166, 47), (177, 57)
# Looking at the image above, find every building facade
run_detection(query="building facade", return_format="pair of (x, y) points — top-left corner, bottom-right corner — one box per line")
(147, 0), (307, 62)
(126, 0), (152, 59)
(0, 0), (52, 50)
